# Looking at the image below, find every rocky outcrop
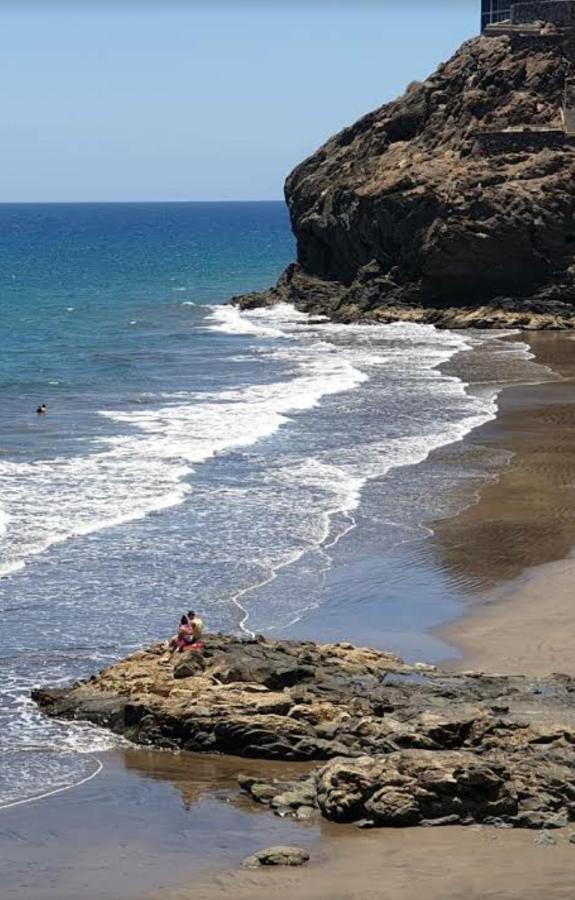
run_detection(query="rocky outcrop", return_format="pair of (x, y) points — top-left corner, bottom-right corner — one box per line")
(32, 636), (413, 761)
(32, 634), (575, 829)
(233, 29), (575, 328)
(240, 750), (542, 829)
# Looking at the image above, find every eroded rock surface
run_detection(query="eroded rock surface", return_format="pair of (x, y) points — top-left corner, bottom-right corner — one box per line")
(32, 635), (575, 828)
(233, 30), (575, 328)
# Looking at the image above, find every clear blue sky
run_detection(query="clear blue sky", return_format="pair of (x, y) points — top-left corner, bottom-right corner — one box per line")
(1, 2), (477, 202)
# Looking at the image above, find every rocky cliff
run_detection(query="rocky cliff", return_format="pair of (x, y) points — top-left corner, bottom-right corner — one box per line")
(33, 635), (575, 829)
(235, 29), (575, 328)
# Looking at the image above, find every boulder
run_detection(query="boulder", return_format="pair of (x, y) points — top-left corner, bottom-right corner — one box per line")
(210, 653), (316, 689)
(242, 846), (310, 868)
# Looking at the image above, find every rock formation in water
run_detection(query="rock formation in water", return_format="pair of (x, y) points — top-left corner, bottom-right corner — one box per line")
(234, 22), (575, 328)
(33, 635), (575, 829)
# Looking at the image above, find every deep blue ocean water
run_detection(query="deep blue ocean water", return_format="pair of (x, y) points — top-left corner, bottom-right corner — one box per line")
(0, 202), (546, 810)
(0, 202), (293, 450)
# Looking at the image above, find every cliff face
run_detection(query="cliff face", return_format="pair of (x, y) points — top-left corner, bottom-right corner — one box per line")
(236, 30), (575, 328)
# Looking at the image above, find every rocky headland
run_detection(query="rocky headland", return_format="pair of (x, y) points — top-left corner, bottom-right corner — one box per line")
(234, 24), (575, 328)
(33, 635), (575, 830)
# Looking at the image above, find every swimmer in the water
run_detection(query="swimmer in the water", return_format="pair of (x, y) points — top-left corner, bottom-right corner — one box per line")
(36, 404), (48, 415)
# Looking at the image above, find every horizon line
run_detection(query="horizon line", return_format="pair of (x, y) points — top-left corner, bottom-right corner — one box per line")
(0, 198), (287, 205)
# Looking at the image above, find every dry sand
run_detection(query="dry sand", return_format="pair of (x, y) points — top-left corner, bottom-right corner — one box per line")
(158, 826), (575, 900)
(154, 333), (575, 900)
(443, 551), (575, 675)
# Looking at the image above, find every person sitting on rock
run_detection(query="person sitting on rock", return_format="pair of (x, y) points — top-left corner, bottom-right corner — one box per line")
(187, 610), (205, 644)
(160, 613), (207, 666)
(167, 615), (194, 660)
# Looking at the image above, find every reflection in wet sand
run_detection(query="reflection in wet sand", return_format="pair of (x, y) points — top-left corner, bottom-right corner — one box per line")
(121, 748), (314, 814)
(0, 749), (320, 900)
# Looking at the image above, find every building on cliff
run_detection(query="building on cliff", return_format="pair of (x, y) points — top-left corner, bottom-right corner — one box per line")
(482, 0), (575, 30)
(481, 0), (512, 30)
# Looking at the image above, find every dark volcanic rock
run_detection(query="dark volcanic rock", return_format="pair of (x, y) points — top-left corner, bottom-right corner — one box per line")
(233, 30), (575, 328)
(173, 652), (206, 679)
(31, 634), (575, 828)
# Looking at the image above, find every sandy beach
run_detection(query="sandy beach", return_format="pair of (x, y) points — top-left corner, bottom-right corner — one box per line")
(443, 551), (575, 675)
(157, 825), (575, 900)
(151, 332), (575, 900)
(439, 332), (575, 675)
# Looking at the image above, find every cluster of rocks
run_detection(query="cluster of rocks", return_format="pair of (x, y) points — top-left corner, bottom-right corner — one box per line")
(233, 29), (575, 328)
(33, 634), (575, 830)
(240, 747), (572, 830)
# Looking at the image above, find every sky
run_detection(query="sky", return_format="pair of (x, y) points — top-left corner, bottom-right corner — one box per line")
(0, 1), (478, 202)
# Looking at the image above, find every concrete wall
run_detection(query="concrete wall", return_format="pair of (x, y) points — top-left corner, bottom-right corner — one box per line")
(476, 129), (569, 154)
(512, 0), (575, 26)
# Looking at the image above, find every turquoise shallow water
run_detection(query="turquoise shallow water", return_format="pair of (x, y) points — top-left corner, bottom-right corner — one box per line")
(0, 202), (545, 813)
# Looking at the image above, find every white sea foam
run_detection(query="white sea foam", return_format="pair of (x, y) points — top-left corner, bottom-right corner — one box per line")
(198, 304), (529, 633)
(0, 303), (536, 588)
(206, 304), (288, 338)
(0, 312), (365, 578)
(0, 646), (131, 809)
(0, 508), (9, 538)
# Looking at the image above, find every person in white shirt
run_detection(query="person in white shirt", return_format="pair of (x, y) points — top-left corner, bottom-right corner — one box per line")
(187, 610), (205, 643)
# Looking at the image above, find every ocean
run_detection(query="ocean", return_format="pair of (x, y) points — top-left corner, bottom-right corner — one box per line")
(0, 201), (547, 812)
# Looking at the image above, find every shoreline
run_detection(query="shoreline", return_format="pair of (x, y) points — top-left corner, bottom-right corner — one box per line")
(434, 331), (575, 674)
(274, 323), (546, 663)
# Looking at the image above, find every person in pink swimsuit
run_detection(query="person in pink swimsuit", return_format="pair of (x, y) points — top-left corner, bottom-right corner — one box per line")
(168, 615), (194, 657)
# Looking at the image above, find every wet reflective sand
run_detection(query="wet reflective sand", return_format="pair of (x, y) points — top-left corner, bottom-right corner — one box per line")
(0, 749), (319, 900)
(433, 333), (575, 591)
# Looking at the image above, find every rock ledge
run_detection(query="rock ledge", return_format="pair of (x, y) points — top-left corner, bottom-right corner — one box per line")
(32, 634), (575, 829)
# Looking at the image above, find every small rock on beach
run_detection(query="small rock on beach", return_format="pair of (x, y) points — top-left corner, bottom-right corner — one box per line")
(242, 845), (311, 868)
